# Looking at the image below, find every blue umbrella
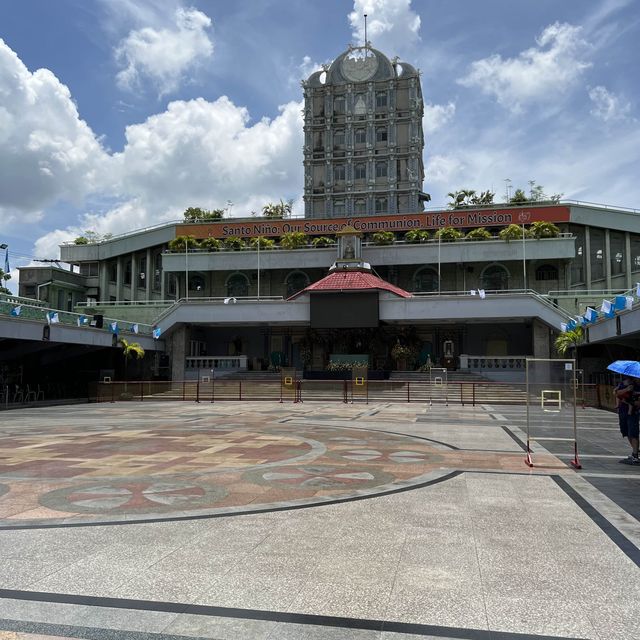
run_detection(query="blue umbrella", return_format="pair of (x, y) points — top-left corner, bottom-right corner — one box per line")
(607, 360), (640, 377)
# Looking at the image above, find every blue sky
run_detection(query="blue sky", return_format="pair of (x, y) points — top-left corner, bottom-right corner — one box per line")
(0, 0), (638, 289)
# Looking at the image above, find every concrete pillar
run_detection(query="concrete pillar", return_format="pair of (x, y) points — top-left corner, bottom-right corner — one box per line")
(145, 248), (152, 301)
(532, 320), (550, 358)
(116, 256), (123, 302)
(170, 325), (189, 381)
(130, 253), (138, 302)
(605, 229), (612, 290)
(625, 232), (632, 289)
(99, 263), (109, 302)
(585, 227), (592, 290)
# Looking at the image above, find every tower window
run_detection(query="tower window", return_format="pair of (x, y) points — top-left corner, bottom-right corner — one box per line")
(333, 130), (345, 147)
(375, 161), (388, 178)
(334, 96), (346, 114)
(355, 128), (366, 144)
(375, 197), (388, 213)
(334, 165), (346, 181)
(354, 163), (366, 180)
(376, 127), (387, 143)
(376, 91), (388, 109)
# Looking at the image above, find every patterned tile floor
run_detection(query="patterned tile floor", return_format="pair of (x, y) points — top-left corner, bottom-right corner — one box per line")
(0, 402), (564, 526)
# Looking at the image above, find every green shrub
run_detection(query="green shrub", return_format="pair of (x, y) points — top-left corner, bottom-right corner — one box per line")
(499, 224), (530, 241)
(250, 236), (276, 250)
(404, 229), (430, 243)
(372, 231), (395, 245)
(73, 236), (89, 245)
(465, 227), (492, 241)
(529, 221), (560, 239)
(199, 237), (222, 251)
(311, 236), (335, 247)
(435, 227), (464, 242)
(280, 232), (309, 250)
(224, 236), (246, 251)
(168, 235), (200, 251)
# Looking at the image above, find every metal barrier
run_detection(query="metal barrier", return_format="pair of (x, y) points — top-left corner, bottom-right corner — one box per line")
(91, 380), (601, 407)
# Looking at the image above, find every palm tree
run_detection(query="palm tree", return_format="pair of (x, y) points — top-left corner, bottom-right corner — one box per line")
(554, 327), (583, 367)
(119, 338), (145, 391)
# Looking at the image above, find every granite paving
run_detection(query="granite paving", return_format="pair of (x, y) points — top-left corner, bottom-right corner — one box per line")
(0, 401), (637, 639)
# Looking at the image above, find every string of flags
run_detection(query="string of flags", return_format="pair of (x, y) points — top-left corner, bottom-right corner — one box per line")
(469, 289), (486, 299)
(46, 311), (59, 324)
(561, 283), (639, 332)
(152, 326), (162, 339)
(10, 305), (21, 317)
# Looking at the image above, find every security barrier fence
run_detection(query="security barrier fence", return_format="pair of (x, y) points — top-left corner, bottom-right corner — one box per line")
(89, 379), (602, 408)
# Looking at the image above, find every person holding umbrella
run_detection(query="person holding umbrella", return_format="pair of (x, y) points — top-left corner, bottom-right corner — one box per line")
(608, 361), (640, 465)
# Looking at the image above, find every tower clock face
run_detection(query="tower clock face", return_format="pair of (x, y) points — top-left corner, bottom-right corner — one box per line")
(341, 48), (378, 82)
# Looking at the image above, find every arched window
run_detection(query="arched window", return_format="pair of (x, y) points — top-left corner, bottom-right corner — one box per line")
(355, 128), (366, 144)
(535, 264), (559, 281)
(375, 197), (388, 214)
(354, 163), (366, 180)
(333, 96), (345, 114)
(189, 274), (206, 292)
(481, 264), (509, 290)
(286, 271), (310, 297)
(354, 199), (367, 214)
(375, 161), (388, 178)
(226, 273), (249, 297)
(413, 268), (439, 293)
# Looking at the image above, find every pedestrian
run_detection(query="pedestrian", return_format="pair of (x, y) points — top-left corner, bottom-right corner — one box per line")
(614, 376), (640, 464)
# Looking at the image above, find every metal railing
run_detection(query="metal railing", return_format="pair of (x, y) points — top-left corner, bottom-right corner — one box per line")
(0, 297), (156, 336)
(91, 379), (601, 408)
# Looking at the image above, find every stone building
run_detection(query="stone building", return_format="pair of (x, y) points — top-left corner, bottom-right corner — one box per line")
(303, 45), (429, 218)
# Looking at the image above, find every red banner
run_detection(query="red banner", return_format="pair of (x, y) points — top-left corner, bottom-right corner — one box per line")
(176, 205), (570, 239)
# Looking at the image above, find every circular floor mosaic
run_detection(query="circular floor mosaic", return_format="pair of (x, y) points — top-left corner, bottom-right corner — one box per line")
(0, 418), (464, 525)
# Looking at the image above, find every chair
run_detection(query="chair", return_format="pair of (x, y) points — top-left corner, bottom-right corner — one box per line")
(36, 385), (45, 401)
(12, 385), (23, 403)
(25, 385), (37, 402)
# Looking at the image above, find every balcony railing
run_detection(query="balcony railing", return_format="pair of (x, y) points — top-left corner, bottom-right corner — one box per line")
(185, 356), (248, 371)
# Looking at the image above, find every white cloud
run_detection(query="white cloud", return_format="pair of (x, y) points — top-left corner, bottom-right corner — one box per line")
(349, 0), (421, 55)
(33, 96), (305, 257)
(423, 102), (455, 135)
(0, 39), (109, 231)
(458, 22), (591, 112)
(425, 155), (464, 185)
(115, 7), (213, 96)
(588, 85), (631, 122)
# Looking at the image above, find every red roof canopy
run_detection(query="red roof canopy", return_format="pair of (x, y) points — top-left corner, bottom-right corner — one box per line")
(289, 270), (411, 299)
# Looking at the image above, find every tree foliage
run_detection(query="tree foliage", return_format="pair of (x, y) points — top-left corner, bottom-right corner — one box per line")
(262, 199), (293, 218)
(465, 227), (492, 241)
(0, 268), (10, 295)
(119, 338), (145, 388)
(168, 235), (200, 251)
(280, 232), (308, 249)
(447, 189), (495, 209)
(554, 327), (583, 356)
(73, 230), (113, 245)
(508, 180), (563, 205)
(404, 229), (430, 243)
(435, 227), (464, 242)
(183, 207), (224, 222)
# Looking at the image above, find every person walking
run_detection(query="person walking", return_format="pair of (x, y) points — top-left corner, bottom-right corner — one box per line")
(614, 376), (640, 464)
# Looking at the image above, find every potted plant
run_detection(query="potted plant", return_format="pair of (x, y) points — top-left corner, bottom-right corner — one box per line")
(391, 342), (415, 370)
(250, 236), (276, 250)
(224, 236), (246, 251)
(404, 229), (430, 243)
(499, 224), (530, 241)
(280, 232), (308, 250)
(168, 235), (200, 251)
(311, 236), (335, 248)
(372, 231), (395, 245)
(435, 227), (464, 242)
(199, 237), (222, 251)
(529, 221), (560, 239)
(465, 227), (492, 241)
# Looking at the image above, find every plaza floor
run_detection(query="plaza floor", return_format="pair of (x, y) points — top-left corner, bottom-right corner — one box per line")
(0, 401), (638, 640)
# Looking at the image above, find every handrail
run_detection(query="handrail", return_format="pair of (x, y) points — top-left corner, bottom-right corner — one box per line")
(0, 299), (156, 336)
(162, 234), (575, 255)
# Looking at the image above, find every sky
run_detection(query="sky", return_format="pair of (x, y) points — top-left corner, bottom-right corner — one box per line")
(0, 0), (639, 291)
